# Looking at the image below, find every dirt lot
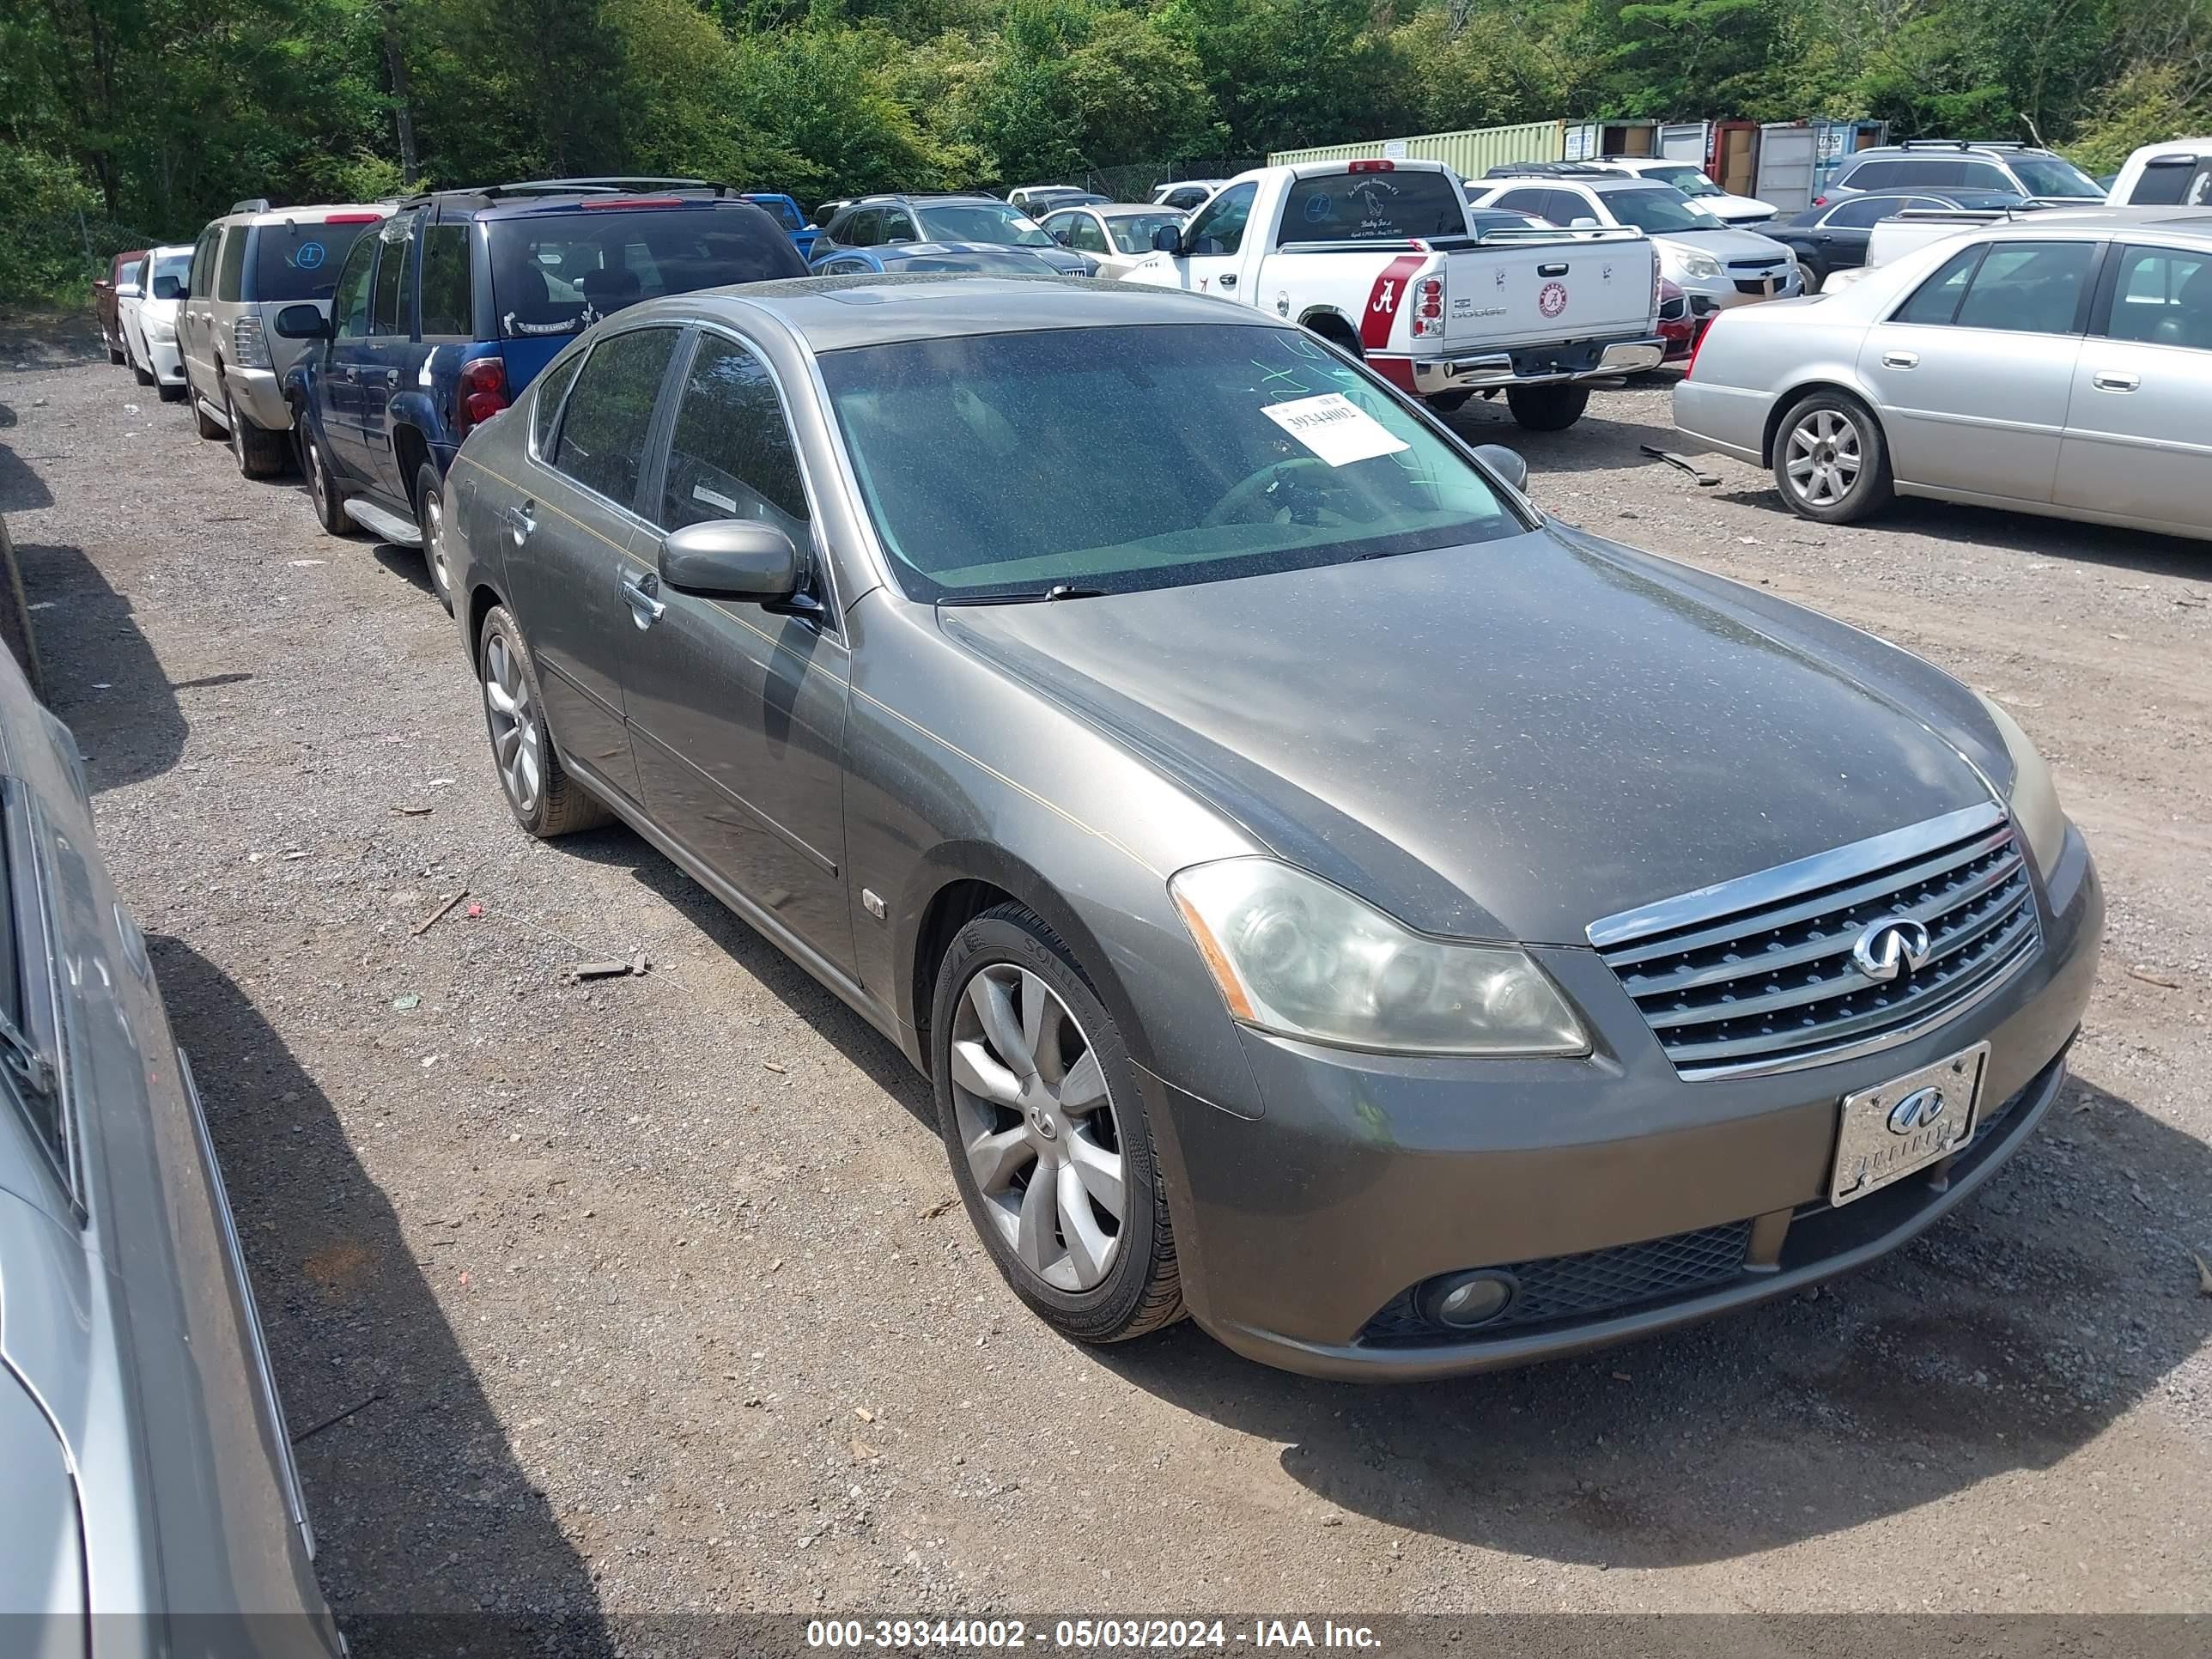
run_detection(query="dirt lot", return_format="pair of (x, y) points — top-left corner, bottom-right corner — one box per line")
(3, 312), (2209, 1646)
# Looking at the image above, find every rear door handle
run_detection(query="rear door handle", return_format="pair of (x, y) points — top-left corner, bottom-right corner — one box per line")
(2092, 370), (2141, 392)
(507, 501), (535, 546)
(1881, 350), (1919, 369)
(619, 567), (665, 627)
(384, 368), (399, 387)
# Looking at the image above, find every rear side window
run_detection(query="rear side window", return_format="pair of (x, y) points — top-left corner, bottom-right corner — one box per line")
(418, 223), (474, 337)
(254, 217), (379, 302)
(550, 326), (679, 506)
(1826, 197), (1899, 228)
(216, 228), (248, 301)
(2103, 245), (2212, 349)
(1956, 162), (2015, 192)
(488, 208), (805, 340)
(1281, 171), (1468, 241)
(189, 229), (217, 297)
(331, 236), (378, 340)
(532, 353), (585, 454)
(659, 335), (811, 537)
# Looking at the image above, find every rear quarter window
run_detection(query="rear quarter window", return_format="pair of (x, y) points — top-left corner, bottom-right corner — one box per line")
(216, 228), (249, 301)
(254, 218), (380, 303)
(488, 206), (806, 339)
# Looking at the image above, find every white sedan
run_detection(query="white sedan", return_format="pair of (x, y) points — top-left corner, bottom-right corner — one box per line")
(1040, 204), (1191, 278)
(120, 243), (193, 400)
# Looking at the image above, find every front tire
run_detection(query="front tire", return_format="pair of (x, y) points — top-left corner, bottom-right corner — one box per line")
(477, 605), (610, 837)
(416, 462), (456, 616)
(1506, 384), (1589, 431)
(932, 905), (1183, 1345)
(1771, 389), (1893, 524)
(300, 419), (350, 535)
(131, 343), (155, 387)
(191, 367), (224, 439)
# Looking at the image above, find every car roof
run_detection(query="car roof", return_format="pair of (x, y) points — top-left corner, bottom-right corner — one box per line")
(2125, 137), (2210, 158)
(848, 194), (1004, 208)
(1971, 205), (2212, 246)
(216, 202), (392, 226)
(643, 273), (1283, 352)
(1848, 143), (2055, 160)
(148, 242), (196, 258)
(1492, 174), (1662, 195)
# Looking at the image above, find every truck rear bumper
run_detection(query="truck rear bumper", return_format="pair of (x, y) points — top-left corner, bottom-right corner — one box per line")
(1401, 337), (1666, 396)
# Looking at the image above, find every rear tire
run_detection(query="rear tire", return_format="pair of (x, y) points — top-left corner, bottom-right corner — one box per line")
(416, 462), (456, 617)
(1506, 384), (1589, 431)
(1771, 389), (1893, 525)
(932, 904), (1184, 1346)
(1425, 390), (1474, 414)
(227, 383), (286, 479)
(477, 605), (610, 837)
(190, 366), (224, 440)
(107, 337), (125, 366)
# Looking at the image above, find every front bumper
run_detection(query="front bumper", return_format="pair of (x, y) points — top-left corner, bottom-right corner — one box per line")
(1153, 824), (2101, 1381)
(145, 338), (185, 386)
(1676, 263), (1802, 313)
(1408, 337), (1666, 397)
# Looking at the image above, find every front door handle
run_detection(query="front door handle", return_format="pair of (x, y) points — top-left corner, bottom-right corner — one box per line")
(1881, 350), (1919, 369)
(619, 567), (665, 628)
(507, 501), (535, 547)
(384, 368), (399, 387)
(2092, 370), (2141, 392)
(1217, 272), (1237, 289)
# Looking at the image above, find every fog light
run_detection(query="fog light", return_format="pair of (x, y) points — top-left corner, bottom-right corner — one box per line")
(1423, 1270), (1516, 1330)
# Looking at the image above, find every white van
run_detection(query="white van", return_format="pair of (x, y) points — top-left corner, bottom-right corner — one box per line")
(2107, 139), (2212, 206)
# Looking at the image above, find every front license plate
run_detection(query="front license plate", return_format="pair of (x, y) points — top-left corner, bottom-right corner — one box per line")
(1828, 1043), (1989, 1207)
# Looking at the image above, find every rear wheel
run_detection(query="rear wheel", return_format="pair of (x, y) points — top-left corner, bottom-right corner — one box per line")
(416, 462), (456, 617)
(1505, 384), (1589, 431)
(932, 905), (1183, 1345)
(477, 605), (610, 837)
(226, 382), (287, 478)
(1771, 389), (1893, 524)
(1425, 390), (1474, 414)
(107, 334), (125, 367)
(190, 366), (224, 439)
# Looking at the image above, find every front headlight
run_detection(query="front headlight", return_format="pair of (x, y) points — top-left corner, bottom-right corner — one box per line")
(1975, 694), (2067, 874)
(1170, 859), (1588, 1056)
(1677, 252), (1723, 281)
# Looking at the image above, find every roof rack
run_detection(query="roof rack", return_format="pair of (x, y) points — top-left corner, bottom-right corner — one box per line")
(1895, 139), (2029, 151)
(229, 198), (272, 213)
(1482, 161), (1614, 178)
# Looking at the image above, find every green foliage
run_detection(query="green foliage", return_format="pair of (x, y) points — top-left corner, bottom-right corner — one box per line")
(5, 0), (2212, 304)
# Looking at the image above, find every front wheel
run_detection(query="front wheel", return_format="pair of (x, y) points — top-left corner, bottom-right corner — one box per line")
(190, 367), (224, 440)
(1771, 390), (1893, 524)
(1506, 384), (1590, 431)
(300, 419), (350, 535)
(932, 905), (1183, 1345)
(416, 462), (455, 616)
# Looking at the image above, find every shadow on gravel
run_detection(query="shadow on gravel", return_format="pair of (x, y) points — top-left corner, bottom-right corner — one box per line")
(1102, 1072), (2212, 1569)
(554, 825), (935, 1130)
(1443, 399), (1688, 481)
(151, 936), (614, 1656)
(370, 540), (437, 600)
(0, 400), (57, 512)
(9, 538), (184, 788)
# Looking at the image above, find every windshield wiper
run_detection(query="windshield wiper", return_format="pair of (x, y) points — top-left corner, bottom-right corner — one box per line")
(939, 584), (1108, 606)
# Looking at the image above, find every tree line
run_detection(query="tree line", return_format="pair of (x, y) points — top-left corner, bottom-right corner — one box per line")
(4, 0), (2209, 300)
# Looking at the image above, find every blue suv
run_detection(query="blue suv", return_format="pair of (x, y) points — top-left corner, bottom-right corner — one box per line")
(275, 179), (805, 611)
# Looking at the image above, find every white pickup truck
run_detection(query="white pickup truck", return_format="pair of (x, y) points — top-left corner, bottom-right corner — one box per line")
(1122, 159), (1665, 429)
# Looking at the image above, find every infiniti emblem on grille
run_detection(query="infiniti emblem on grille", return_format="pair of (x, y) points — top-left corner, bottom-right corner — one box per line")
(1852, 918), (1933, 983)
(1887, 1085), (1946, 1136)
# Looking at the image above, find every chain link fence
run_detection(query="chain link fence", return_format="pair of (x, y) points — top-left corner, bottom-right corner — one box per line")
(1067, 159), (1263, 203)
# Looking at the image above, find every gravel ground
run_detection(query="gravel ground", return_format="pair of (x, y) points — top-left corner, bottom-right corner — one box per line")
(3, 312), (2209, 1644)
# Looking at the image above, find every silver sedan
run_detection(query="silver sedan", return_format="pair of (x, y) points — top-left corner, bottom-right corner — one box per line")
(1674, 208), (2212, 540)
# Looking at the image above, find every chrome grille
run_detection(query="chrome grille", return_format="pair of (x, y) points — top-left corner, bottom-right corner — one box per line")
(1589, 803), (2040, 1079)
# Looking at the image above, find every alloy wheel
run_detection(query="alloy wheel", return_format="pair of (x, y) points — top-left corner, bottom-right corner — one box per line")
(482, 630), (543, 814)
(949, 963), (1125, 1292)
(1784, 409), (1862, 507)
(226, 385), (246, 468)
(422, 488), (451, 599)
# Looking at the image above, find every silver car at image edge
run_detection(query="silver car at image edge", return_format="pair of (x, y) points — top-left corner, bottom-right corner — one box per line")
(0, 639), (337, 1645)
(442, 275), (2101, 1382)
(1673, 206), (2212, 541)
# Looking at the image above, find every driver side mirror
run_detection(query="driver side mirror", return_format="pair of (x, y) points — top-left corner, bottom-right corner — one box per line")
(272, 303), (331, 340)
(1151, 223), (1186, 257)
(1570, 216), (1600, 229)
(660, 519), (800, 604)
(1472, 443), (1529, 495)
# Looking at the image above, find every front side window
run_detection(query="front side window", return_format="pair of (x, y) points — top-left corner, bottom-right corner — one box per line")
(1952, 240), (2096, 333)
(550, 326), (679, 507)
(1060, 214), (1109, 255)
(1279, 171), (1468, 241)
(1893, 245), (1984, 325)
(488, 211), (804, 338)
(1491, 189), (1553, 221)
(913, 203), (1051, 247)
(2103, 246), (2212, 349)
(1957, 161), (2017, 193)
(189, 230), (216, 297)
(330, 235), (378, 340)
(659, 336), (811, 541)
(216, 227), (249, 301)
(1183, 183), (1257, 256)
(368, 213), (416, 337)
(418, 223), (474, 337)
(820, 322), (1523, 604)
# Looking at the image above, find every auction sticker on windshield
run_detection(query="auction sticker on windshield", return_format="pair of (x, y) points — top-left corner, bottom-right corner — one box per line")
(1260, 392), (1409, 466)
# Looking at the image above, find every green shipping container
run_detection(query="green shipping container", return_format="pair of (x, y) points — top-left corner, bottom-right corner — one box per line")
(1268, 121), (1566, 179)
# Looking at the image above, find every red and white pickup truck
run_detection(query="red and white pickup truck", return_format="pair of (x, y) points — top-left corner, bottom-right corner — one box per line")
(1124, 159), (1665, 429)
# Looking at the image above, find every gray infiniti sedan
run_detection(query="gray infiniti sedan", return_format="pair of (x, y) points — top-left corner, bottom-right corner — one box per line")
(442, 276), (2102, 1381)
(1674, 208), (2212, 541)
(0, 636), (337, 1639)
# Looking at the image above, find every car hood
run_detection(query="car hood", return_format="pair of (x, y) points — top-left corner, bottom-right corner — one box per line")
(936, 527), (2000, 943)
(1654, 224), (1794, 259)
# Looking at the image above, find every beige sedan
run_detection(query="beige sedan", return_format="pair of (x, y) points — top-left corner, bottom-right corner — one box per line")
(1040, 204), (1190, 278)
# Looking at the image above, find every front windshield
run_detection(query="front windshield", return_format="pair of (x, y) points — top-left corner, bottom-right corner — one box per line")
(1606, 187), (1723, 233)
(2009, 154), (2105, 198)
(1645, 165), (1723, 198)
(917, 204), (1055, 248)
(820, 323), (1523, 603)
(1106, 212), (1185, 253)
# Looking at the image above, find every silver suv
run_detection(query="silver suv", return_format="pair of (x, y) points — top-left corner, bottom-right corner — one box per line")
(177, 198), (391, 478)
(1826, 142), (2106, 204)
